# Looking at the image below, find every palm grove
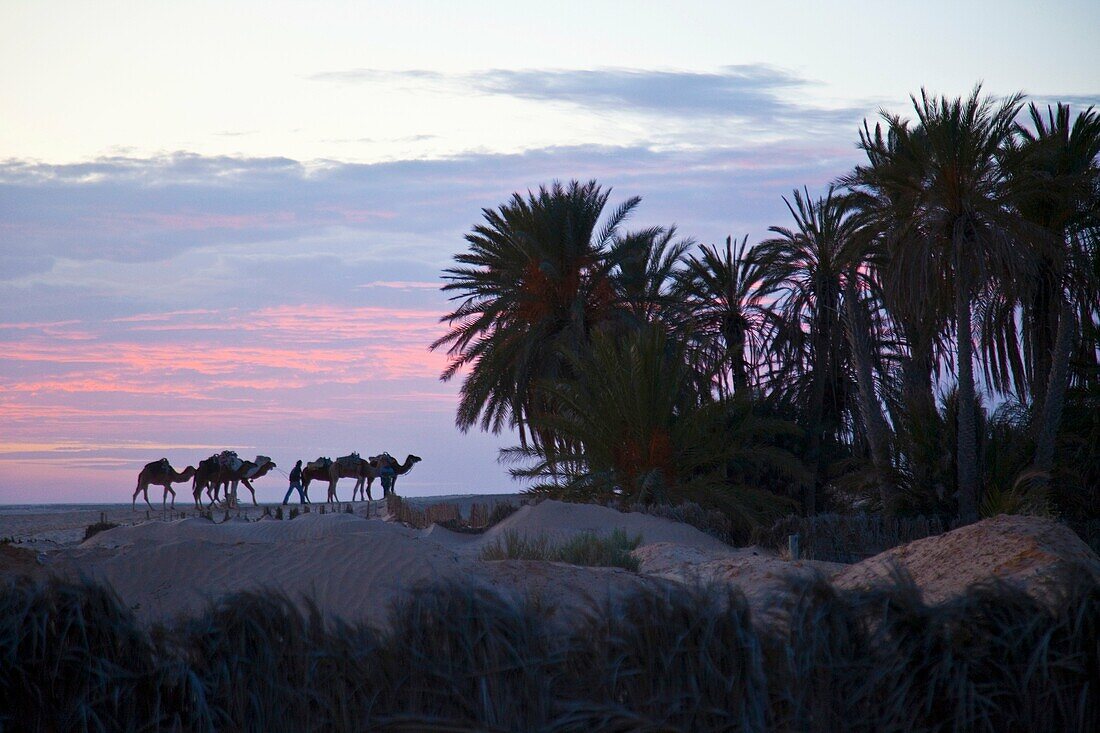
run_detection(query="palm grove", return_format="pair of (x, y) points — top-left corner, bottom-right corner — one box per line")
(431, 88), (1100, 533)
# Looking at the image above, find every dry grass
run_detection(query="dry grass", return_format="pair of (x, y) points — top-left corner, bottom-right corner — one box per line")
(754, 513), (950, 562)
(479, 529), (643, 571)
(2, 567), (1097, 731)
(386, 494), (519, 532)
(82, 520), (120, 542)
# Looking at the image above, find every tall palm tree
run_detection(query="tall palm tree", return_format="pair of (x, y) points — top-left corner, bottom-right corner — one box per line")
(841, 261), (898, 509)
(1008, 104), (1100, 482)
(856, 87), (1025, 522)
(431, 180), (638, 449)
(844, 121), (953, 509)
(753, 186), (861, 512)
(673, 235), (775, 399)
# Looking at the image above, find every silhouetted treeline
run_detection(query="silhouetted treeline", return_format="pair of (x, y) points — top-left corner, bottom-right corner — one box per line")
(433, 86), (1100, 527)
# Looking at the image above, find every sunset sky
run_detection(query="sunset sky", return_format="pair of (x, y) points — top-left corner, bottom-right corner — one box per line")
(2, 0), (1098, 503)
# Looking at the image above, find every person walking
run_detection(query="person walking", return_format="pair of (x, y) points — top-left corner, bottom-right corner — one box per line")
(283, 459), (306, 504)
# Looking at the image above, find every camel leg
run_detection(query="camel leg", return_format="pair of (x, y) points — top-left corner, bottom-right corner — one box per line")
(165, 484), (176, 509)
(241, 479), (257, 506)
(133, 480), (146, 510)
(302, 479), (311, 504)
(366, 477), (374, 502)
(142, 484), (153, 510)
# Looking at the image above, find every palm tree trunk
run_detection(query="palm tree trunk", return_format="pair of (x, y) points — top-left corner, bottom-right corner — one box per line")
(954, 247), (980, 523)
(902, 346), (940, 499)
(1033, 295), (1075, 480)
(804, 309), (832, 515)
(725, 320), (748, 394)
(1029, 264), (1057, 408)
(844, 278), (896, 511)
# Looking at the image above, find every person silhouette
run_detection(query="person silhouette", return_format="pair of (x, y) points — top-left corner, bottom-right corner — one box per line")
(282, 460), (306, 504)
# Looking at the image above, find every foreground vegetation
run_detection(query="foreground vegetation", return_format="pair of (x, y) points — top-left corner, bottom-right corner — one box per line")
(1, 573), (1097, 732)
(432, 87), (1100, 530)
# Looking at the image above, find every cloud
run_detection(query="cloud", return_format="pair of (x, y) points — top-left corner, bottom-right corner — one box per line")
(1024, 94), (1100, 111)
(0, 141), (853, 273)
(358, 280), (440, 290)
(310, 65), (867, 134)
(0, 139), (862, 501)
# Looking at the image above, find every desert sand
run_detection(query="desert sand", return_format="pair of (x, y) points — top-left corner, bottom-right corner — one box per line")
(3, 498), (1098, 628)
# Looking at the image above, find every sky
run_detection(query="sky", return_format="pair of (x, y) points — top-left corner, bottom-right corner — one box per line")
(1, 0), (1098, 504)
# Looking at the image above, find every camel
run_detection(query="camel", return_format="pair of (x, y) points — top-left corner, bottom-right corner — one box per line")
(302, 457), (339, 503)
(133, 458), (197, 510)
(214, 455), (276, 507)
(333, 453), (388, 502)
(369, 453), (422, 496)
(191, 454), (221, 508)
(193, 451), (244, 507)
(191, 451), (275, 508)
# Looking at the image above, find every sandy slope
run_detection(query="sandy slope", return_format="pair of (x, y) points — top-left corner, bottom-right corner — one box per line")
(56, 514), (457, 626)
(47, 503), (712, 627)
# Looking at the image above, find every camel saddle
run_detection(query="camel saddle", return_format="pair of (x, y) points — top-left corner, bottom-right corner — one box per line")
(336, 453), (360, 467)
(307, 457), (333, 470)
(217, 451), (243, 471)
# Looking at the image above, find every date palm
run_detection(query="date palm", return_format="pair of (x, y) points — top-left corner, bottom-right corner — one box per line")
(844, 120), (953, 508)
(504, 326), (802, 527)
(1008, 104), (1100, 483)
(674, 235), (775, 399)
(753, 187), (866, 512)
(431, 180), (638, 449)
(607, 225), (693, 330)
(855, 87), (1025, 522)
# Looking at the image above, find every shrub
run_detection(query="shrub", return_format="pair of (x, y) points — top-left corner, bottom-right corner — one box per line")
(83, 520), (119, 542)
(754, 512), (949, 562)
(479, 529), (642, 571)
(2, 569), (1097, 731)
(388, 494), (519, 532)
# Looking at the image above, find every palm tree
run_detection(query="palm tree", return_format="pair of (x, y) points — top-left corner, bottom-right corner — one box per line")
(607, 225), (693, 331)
(431, 180), (638, 449)
(841, 262), (899, 509)
(673, 236), (775, 399)
(1008, 104), (1100, 483)
(753, 187), (861, 513)
(844, 121), (953, 509)
(504, 326), (802, 528)
(856, 87), (1025, 522)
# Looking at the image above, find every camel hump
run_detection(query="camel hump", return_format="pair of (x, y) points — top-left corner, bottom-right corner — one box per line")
(144, 458), (169, 473)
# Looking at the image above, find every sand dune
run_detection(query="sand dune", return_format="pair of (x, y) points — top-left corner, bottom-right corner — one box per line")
(6, 499), (1098, 627)
(63, 518), (462, 626)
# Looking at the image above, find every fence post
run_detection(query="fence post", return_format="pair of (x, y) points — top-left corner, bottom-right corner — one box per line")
(788, 533), (800, 561)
